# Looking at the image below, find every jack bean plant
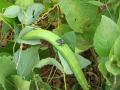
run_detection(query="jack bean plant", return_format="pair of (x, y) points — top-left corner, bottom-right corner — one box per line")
(0, 0), (120, 90)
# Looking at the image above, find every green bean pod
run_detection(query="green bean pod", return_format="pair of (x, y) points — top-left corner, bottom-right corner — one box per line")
(22, 28), (89, 90)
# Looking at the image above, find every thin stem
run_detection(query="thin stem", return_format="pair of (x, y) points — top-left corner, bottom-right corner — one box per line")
(47, 66), (54, 83)
(13, 42), (16, 55)
(48, 67), (57, 83)
(16, 44), (23, 69)
(63, 72), (67, 90)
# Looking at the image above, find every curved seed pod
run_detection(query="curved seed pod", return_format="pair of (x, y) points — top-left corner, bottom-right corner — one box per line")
(21, 28), (89, 90)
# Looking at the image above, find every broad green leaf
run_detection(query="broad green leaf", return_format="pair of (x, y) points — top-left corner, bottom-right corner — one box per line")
(59, 0), (98, 33)
(13, 22), (21, 40)
(87, 1), (104, 6)
(112, 36), (120, 65)
(0, 52), (10, 56)
(75, 32), (92, 53)
(62, 31), (76, 51)
(75, 54), (91, 68)
(107, 0), (118, 3)
(117, 11), (120, 29)
(0, 13), (14, 28)
(17, 10), (31, 24)
(106, 36), (120, 75)
(18, 3), (44, 25)
(15, 0), (34, 9)
(35, 57), (64, 73)
(94, 15), (120, 57)
(105, 59), (120, 76)
(53, 24), (73, 36)
(9, 75), (30, 90)
(1, 22), (9, 35)
(26, 3), (45, 18)
(3, 5), (21, 18)
(0, 55), (16, 89)
(106, 51), (120, 75)
(0, 0), (12, 12)
(58, 52), (91, 74)
(13, 46), (40, 77)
